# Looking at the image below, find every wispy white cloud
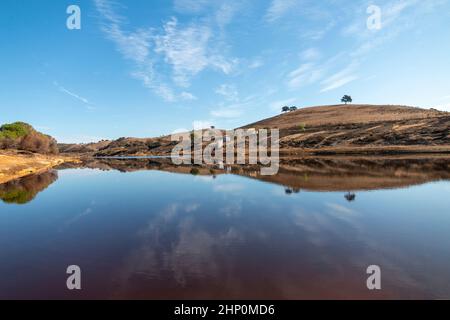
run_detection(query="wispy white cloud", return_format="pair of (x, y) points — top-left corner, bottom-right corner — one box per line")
(326, 203), (356, 216)
(214, 183), (245, 193)
(285, 49), (357, 93)
(171, 127), (190, 134)
(95, 0), (152, 64)
(216, 2), (238, 29)
(215, 84), (239, 101)
(173, 0), (210, 14)
(54, 81), (94, 109)
(433, 94), (450, 112)
(57, 86), (89, 104)
(210, 108), (243, 119)
(343, 0), (448, 58)
(154, 18), (212, 87)
(95, 0), (236, 101)
(175, 0), (239, 29)
(248, 58), (264, 69)
(193, 120), (214, 130)
(320, 75), (358, 93)
(212, 91), (276, 121)
(94, 0), (171, 100)
(287, 63), (325, 89)
(209, 89), (270, 120)
(153, 17), (237, 87)
(320, 64), (358, 93)
(265, 0), (298, 22)
(131, 70), (176, 102)
(300, 48), (321, 61)
(300, 21), (335, 41)
(57, 134), (107, 144)
(180, 91), (197, 101)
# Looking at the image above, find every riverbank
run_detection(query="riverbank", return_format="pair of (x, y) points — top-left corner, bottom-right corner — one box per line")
(0, 151), (79, 184)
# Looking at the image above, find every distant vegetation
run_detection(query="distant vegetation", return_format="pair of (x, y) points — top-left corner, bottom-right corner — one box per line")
(345, 192), (356, 202)
(190, 168), (200, 175)
(282, 106), (298, 113)
(0, 122), (58, 154)
(341, 95), (353, 104)
(298, 123), (306, 131)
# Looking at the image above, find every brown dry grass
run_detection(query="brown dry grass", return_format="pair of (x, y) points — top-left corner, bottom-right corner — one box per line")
(243, 104), (447, 129)
(0, 151), (79, 184)
(239, 104), (450, 154)
(60, 105), (450, 157)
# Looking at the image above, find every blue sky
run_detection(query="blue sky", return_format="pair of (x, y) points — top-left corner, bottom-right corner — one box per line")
(1, 0), (449, 143)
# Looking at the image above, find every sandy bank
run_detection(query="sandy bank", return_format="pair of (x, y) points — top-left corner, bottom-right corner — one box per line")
(0, 151), (79, 184)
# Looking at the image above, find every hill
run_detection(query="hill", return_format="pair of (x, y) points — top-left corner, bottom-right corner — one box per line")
(243, 104), (450, 155)
(58, 140), (112, 154)
(59, 104), (450, 157)
(58, 136), (178, 157)
(243, 104), (445, 129)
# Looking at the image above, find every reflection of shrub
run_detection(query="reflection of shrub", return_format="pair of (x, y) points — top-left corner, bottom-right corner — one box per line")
(0, 170), (58, 204)
(190, 168), (200, 175)
(0, 189), (33, 204)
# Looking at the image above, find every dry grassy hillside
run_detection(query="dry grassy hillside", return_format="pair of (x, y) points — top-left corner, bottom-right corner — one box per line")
(243, 104), (446, 128)
(243, 104), (450, 154)
(58, 104), (450, 157)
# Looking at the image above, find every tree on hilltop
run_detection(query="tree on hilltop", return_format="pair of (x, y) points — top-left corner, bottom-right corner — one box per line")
(341, 95), (353, 104)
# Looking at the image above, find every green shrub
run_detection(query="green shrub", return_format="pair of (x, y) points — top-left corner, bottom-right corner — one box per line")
(299, 123), (306, 131)
(190, 168), (200, 175)
(0, 122), (31, 139)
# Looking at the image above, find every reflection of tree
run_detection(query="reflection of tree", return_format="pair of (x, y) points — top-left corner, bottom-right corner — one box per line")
(190, 168), (200, 175)
(345, 192), (356, 202)
(0, 170), (58, 204)
(285, 187), (301, 195)
(61, 157), (450, 193)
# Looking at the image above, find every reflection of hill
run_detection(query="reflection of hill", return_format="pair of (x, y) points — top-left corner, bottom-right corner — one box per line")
(0, 170), (58, 204)
(59, 156), (450, 192)
(238, 156), (450, 191)
(58, 157), (219, 176)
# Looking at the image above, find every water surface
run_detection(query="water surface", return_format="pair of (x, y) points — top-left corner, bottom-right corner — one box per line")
(1, 157), (450, 299)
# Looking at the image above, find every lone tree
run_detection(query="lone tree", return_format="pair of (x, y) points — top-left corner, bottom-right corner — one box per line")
(282, 106), (290, 113)
(289, 106), (298, 112)
(345, 192), (356, 202)
(341, 95), (353, 104)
